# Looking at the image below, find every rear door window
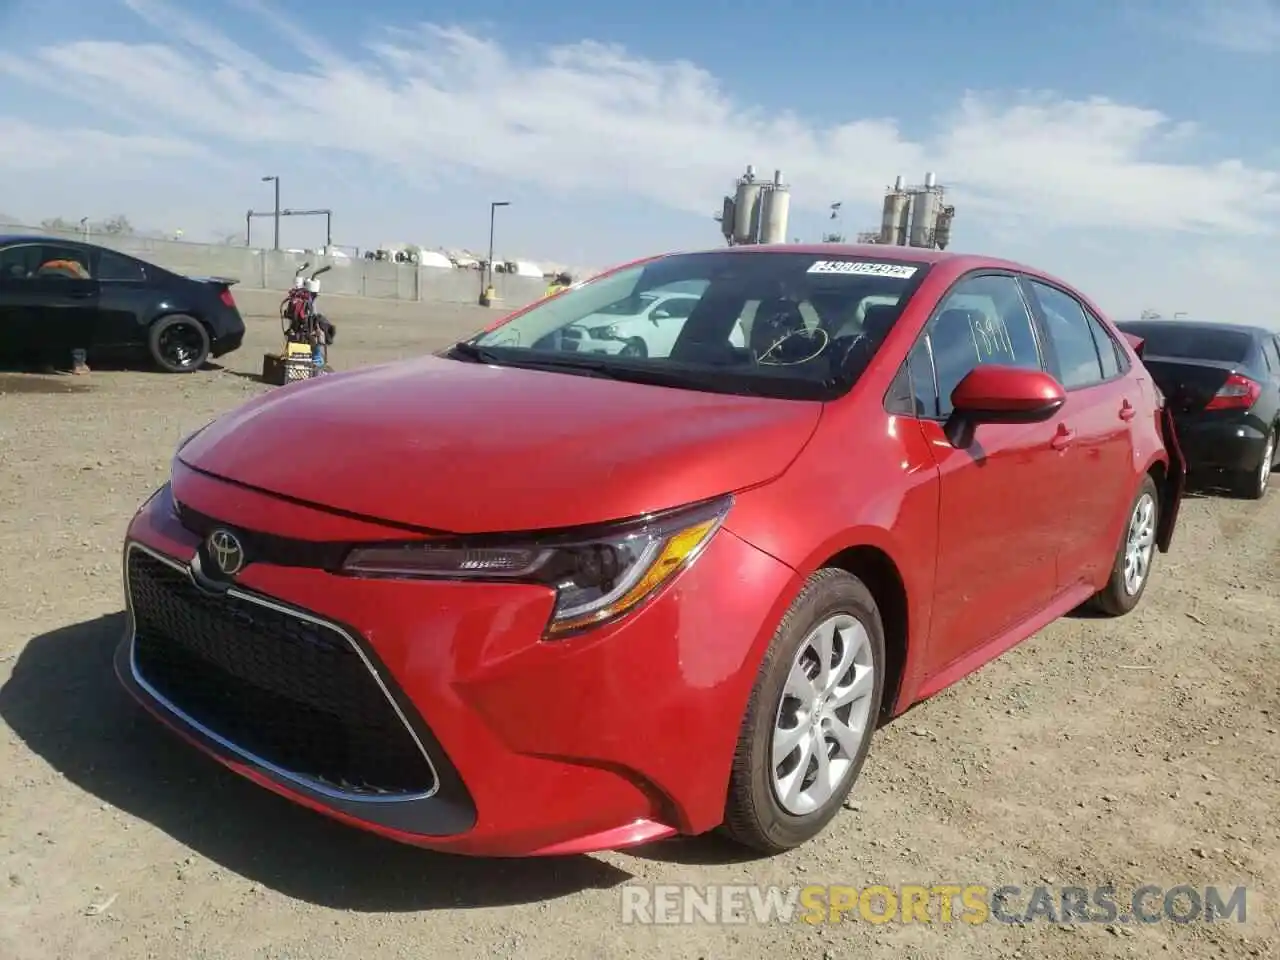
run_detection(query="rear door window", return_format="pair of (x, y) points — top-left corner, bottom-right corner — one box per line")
(1027, 280), (1104, 389)
(98, 250), (146, 282)
(1084, 309), (1123, 379)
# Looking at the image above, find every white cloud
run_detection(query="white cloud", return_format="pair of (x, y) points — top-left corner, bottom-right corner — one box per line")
(0, 117), (202, 169)
(0, 0), (1276, 320)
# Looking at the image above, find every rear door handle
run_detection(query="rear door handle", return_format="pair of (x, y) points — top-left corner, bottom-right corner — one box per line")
(1119, 399), (1136, 421)
(66, 289), (94, 299)
(1051, 424), (1075, 451)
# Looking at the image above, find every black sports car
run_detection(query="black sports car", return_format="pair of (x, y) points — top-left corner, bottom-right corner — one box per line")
(1117, 319), (1280, 499)
(0, 235), (246, 373)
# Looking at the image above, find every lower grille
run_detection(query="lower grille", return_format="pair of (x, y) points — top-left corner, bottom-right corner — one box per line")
(127, 546), (437, 798)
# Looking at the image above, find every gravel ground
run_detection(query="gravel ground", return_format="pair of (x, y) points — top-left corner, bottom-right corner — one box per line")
(1, 294), (1277, 960)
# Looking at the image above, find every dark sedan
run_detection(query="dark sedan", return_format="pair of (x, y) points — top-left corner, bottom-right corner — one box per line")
(1117, 320), (1280, 499)
(0, 236), (246, 373)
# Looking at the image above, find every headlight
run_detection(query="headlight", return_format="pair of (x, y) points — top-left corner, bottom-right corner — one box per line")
(589, 324), (618, 340)
(341, 496), (731, 638)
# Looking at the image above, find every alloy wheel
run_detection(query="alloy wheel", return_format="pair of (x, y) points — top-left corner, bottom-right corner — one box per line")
(1123, 492), (1156, 596)
(159, 322), (204, 369)
(1260, 434), (1274, 495)
(771, 613), (875, 816)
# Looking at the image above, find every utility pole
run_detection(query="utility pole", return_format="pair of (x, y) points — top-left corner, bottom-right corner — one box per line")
(480, 200), (509, 306)
(261, 175), (281, 250)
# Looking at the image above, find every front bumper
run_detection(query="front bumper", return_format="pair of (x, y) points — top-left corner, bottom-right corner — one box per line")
(116, 474), (799, 856)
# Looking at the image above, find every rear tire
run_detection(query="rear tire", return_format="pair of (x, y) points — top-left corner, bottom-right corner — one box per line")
(722, 569), (885, 855)
(1089, 475), (1159, 617)
(1232, 429), (1274, 500)
(148, 314), (210, 374)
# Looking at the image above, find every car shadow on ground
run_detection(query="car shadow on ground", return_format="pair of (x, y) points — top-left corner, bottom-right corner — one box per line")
(627, 834), (767, 866)
(0, 372), (95, 394)
(0, 361), (224, 377)
(0, 613), (634, 911)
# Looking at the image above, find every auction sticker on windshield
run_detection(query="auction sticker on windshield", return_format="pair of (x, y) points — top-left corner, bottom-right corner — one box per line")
(807, 260), (917, 278)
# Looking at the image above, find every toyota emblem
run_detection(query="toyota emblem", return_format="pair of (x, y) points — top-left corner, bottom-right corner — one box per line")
(207, 528), (245, 577)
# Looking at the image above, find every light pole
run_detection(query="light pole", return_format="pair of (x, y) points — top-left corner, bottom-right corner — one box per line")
(480, 200), (509, 306)
(261, 175), (280, 250)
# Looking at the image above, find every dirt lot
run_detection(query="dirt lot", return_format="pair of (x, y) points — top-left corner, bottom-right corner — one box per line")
(1, 294), (1277, 960)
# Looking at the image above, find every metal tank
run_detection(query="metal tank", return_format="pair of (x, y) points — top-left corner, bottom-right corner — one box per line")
(732, 166), (763, 244)
(880, 188), (910, 245)
(908, 173), (941, 247)
(758, 170), (790, 244)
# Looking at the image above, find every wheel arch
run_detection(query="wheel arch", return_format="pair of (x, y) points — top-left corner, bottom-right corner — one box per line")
(818, 543), (910, 723)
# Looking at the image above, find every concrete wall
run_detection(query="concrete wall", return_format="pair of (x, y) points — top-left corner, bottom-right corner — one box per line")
(0, 222), (548, 308)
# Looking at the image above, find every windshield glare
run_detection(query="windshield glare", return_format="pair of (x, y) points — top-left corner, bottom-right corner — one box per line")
(469, 252), (930, 400)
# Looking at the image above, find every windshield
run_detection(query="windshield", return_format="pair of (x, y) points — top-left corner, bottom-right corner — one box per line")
(465, 251), (931, 400)
(1118, 323), (1253, 364)
(596, 293), (662, 316)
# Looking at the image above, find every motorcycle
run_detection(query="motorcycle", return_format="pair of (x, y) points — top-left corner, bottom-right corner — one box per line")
(262, 262), (337, 385)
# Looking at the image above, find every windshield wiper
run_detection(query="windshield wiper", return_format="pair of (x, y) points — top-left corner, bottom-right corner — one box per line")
(500, 354), (627, 380)
(446, 341), (505, 363)
(446, 344), (770, 394)
(515, 355), (763, 392)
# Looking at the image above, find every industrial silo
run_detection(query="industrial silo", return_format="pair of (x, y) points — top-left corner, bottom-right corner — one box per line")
(758, 170), (790, 244)
(732, 166), (764, 245)
(879, 175), (911, 245)
(908, 172), (941, 247)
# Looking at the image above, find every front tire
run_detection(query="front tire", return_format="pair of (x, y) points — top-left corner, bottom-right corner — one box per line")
(1089, 474), (1159, 617)
(722, 569), (885, 854)
(148, 314), (210, 374)
(619, 337), (647, 358)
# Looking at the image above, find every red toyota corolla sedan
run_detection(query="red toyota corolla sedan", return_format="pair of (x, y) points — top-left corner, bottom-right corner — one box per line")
(117, 244), (1184, 857)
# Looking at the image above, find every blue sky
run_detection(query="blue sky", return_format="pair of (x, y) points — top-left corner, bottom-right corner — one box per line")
(0, 0), (1277, 320)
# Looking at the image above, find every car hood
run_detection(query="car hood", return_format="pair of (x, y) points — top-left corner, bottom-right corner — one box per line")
(177, 355), (823, 534)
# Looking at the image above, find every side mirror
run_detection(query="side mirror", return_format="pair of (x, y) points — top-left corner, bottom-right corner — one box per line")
(945, 365), (1065, 445)
(651, 309), (671, 323)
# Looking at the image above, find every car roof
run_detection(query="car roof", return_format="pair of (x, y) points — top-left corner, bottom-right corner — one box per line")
(0, 234), (83, 245)
(653, 242), (1067, 280)
(1116, 319), (1274, 340)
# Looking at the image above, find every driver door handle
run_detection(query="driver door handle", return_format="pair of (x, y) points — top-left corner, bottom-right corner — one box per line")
(65, 289), (94, 299)
(1051, 424), (1075, 451)
(1119, 399), (1136, 421)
